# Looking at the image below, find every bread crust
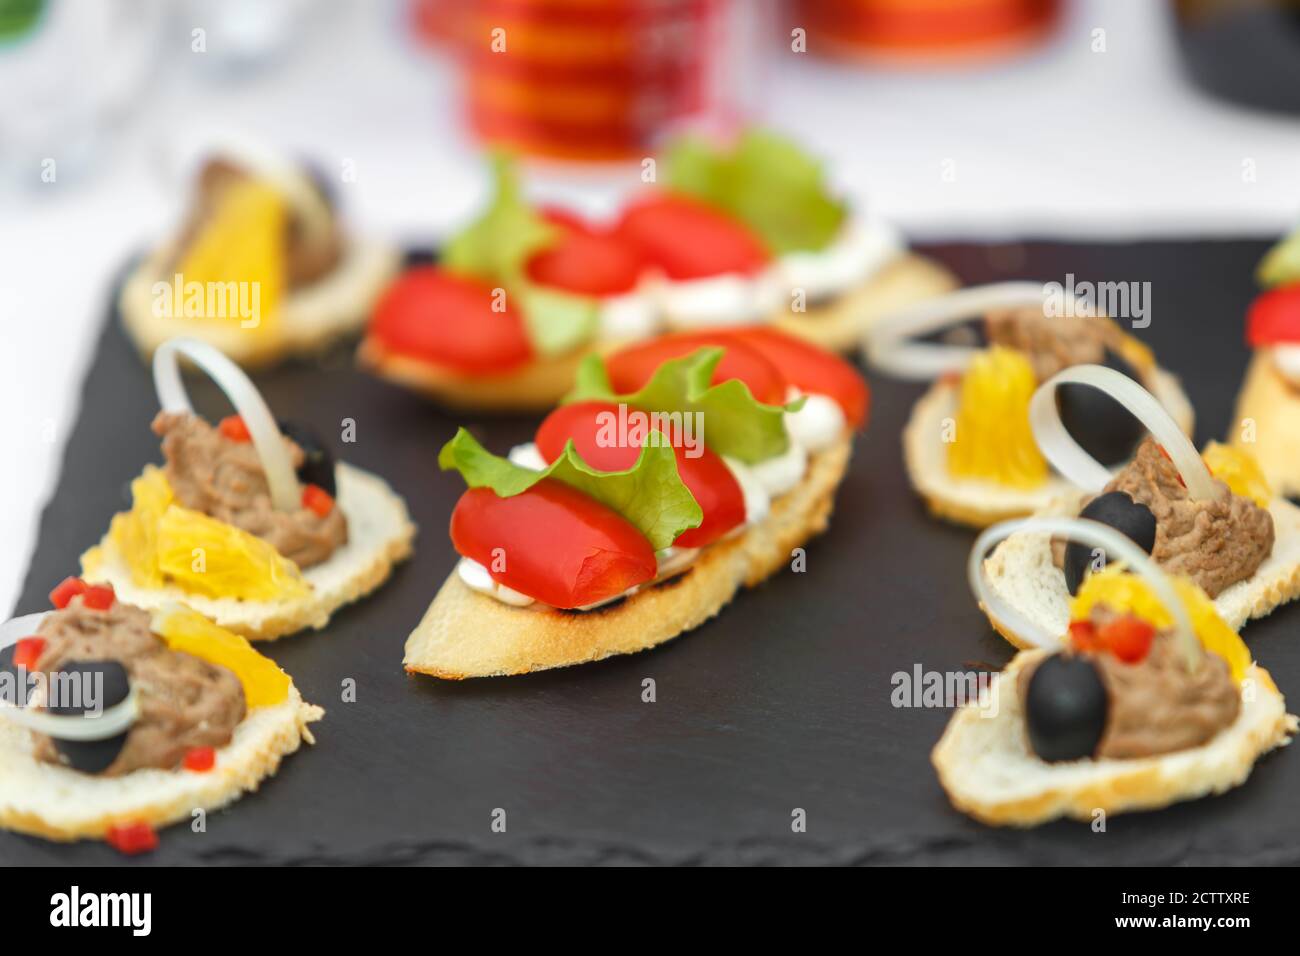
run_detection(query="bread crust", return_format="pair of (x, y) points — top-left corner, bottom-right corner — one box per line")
(903, 367), (1195, 529)
(0, 688), (323, 841)
(82, 463), (416, 641)
(357, 336), (599, 413)
(978, 495), (1300, 647)
(932, 650), (1296, 826)
(119, 238), (401, 369)
(1233, 350), (1300, 498)
(403, 436), (852, 678)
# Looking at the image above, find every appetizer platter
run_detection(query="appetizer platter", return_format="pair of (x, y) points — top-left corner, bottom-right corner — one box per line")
(10, 238), (1300, 865)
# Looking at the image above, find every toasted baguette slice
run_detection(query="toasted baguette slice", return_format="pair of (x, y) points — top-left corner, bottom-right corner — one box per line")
(0, 687), (322, 841)
(903, 367), (1195, 528)
(980, 495), (1300, 650)
(933, 650), (1296, 826)
(404, 436), (852, 678)
(1233, 351), (1300, 498)
(82, 463), (416, 641)
(768, 253), (958, 353)
(120, 238), (401, 369)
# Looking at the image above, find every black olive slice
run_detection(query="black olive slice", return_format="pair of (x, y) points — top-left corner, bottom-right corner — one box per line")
(1056, 348), (1147, 466)
(1063, 491), (1158, 594)
(1024, 654), (1109, 762)
(277, 419), (337, 497)
(49, 660), (131, 775)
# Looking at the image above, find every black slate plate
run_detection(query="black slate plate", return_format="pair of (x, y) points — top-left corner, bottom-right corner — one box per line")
(10, 239), (1299, 866)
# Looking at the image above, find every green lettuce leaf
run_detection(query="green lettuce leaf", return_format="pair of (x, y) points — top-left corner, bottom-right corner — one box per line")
(515, 282), (600, 358)
(1257, 227), (1300, 288)
(664, 129), (847, 255)
(565, 347), (802, 464)
(441, 153), (598, 357)
(438, 428), (702, 551)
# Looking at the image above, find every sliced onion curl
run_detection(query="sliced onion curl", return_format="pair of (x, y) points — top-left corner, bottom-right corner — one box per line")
(0, 612), (140, 741)
(154, 337), (301, 511)
(1029, 364), (1213, 500)
(865, 282), (1090, 381)
(970, 516), (1201, 669)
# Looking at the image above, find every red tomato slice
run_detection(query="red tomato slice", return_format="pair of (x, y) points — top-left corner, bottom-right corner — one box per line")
(615, 194), (770, 280)
(450, 479), (657, 609)
(605, 332), (788, 405)
(726, 327), (870, 428)
(1246, 283), (1300, 347)
(525, 222), (646, 297)
(369, 267), (532, 374)
(536, 401), (745, 548)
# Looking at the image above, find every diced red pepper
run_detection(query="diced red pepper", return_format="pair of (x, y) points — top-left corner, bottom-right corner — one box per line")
(81, 584), (115, 611)
(49, 576), (87, 609)
(182, 746), (216, 772)
(218, 414), (252, 443)
(1068, 619), (1099, 653)
(105, 820), (159, 856)
(12, 637), (45, 671)
(302, 483), (334, 517)
(1097, 615), (1156, 664)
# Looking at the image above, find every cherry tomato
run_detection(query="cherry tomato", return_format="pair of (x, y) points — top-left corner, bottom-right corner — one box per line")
(1246, 283), (1300, 347)
(605, 332), (788, 405)
(369, 267), (533, 374)
(526, 225), (646, 298)
(726, 327), (870, 428)
(536, 401), (745, 548)
(615, 194), (770, 280)
(450, 479), (657, 609)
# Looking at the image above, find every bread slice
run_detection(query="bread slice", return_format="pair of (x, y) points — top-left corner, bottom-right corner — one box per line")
(768, 253), (958, 353)
(119, 238), (401, 369)
(1232, 351), (1300, 498)
(404, 436), (852, 678)
(903, 367), (1195, 528)
(0, 686), (323, 841)
(82, 463), (416, 641)
(932, 650), (1296, 826)
(980, 495), (1300, 650)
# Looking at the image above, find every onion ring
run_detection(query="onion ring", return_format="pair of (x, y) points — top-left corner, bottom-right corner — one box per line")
(969, 516), (1201, 668)
(1029, 364), (1213, 500)
(866, 282), (1092, 380)
(0, 612), (139, 741)
(153, 337), (301, 511)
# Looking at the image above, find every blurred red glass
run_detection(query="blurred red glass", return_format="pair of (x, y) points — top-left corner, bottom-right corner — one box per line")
(795, 0), (1061, 62)
(413, 0), (760, 162)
